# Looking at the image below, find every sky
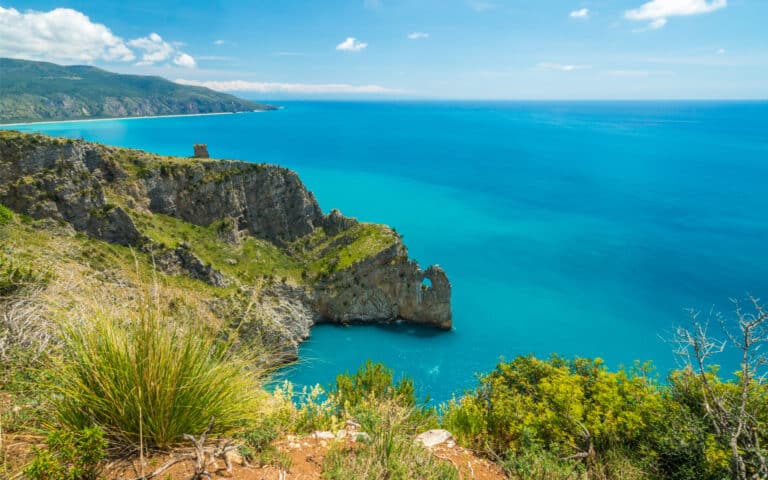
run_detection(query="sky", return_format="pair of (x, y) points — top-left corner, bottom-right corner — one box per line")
(0, 0), (766, 99)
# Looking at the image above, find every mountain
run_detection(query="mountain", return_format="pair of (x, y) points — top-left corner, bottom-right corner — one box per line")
(0, 58), (274, 124)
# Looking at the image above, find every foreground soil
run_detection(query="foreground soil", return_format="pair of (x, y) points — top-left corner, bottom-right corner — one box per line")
(103, 434), (505, 480)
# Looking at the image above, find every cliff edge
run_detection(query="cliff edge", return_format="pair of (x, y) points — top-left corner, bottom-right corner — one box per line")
(0, 131), (451, 360)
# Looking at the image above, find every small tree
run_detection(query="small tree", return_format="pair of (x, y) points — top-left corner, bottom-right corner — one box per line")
(673, 295), (768, 480)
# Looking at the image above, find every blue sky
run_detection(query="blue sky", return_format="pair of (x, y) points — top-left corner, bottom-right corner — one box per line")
(1, 0), (766, 99)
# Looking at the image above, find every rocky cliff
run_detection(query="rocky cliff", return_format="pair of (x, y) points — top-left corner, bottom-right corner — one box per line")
(0, 131), (452, 359)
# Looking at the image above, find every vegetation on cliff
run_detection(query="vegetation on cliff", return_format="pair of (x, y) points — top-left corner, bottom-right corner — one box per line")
(0, 58), (275, 124)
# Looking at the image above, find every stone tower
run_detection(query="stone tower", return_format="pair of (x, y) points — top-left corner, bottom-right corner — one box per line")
(193, 144), (209, 158)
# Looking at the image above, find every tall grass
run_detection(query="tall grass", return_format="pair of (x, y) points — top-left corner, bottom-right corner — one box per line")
(322, 400), (458, 480)
(51, 289), (262, 449)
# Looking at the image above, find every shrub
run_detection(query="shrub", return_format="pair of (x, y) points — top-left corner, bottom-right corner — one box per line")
(0, 203), (12, 225)
(24, 426), (107, 480)
(50, 292), (262, 448)
(332, 360), (418, 410)
(0, 254), (48, 297)
(443, 356), (663, 476)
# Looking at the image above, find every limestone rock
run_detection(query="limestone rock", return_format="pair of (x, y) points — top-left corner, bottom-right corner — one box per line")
(237, 283), (318, 362)
(415, 429), (455, 448)
(135, 160), (325, 245)
(323, 208), (358, 236)
(154, 243), (229, 287)
(315, 243), (452, 329)
(0, 138), (141, 246)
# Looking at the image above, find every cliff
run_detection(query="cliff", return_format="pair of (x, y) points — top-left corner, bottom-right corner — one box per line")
(0, 130), (451, 360)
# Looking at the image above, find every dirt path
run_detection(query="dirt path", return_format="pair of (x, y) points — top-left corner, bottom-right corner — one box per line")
(102, 434), (507, 480)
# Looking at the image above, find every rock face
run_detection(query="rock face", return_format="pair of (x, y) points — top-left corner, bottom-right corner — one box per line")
(0, 138), (141, 246)
(0, 131), (453, 357)
(154, 243), (229, 287)
(316, 244), (452, 329)
(132, 160), (326, 245)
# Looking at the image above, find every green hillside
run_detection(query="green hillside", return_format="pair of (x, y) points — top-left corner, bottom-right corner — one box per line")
(0, 58), (274, 123)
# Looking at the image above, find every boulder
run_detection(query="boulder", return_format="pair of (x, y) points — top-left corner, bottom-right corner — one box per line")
(415, 429), (455, 448)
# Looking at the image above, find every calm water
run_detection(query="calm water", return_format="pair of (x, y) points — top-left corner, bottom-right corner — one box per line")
(7, 101), (768, 402)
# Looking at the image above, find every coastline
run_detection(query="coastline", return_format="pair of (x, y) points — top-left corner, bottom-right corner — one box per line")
(0, 110), (267, 128)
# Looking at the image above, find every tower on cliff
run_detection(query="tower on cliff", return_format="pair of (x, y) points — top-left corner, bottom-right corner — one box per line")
(193, 144), (210, 158)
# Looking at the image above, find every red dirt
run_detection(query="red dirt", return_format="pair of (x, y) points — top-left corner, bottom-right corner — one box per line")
(106, 435), (507, 480)
(5, 432), (506, 480)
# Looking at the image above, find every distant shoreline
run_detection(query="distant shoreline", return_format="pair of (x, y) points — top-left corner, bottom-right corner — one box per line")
(0, 110), (268, 128)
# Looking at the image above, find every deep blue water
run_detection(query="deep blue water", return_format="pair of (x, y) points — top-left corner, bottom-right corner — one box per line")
(6, 101), (768, 402)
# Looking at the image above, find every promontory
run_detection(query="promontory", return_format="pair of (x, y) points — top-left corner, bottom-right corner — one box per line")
(0, 130), (451, 361)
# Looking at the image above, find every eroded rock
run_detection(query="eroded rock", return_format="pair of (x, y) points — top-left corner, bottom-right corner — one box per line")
(415, 429), (455, 448)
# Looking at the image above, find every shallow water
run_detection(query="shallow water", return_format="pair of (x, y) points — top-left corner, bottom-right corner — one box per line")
(8, 101), (768, 402)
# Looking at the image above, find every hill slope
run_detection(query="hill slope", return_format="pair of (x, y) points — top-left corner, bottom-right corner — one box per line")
(0, 130), (451, 360)
(0, 58), (274, 124)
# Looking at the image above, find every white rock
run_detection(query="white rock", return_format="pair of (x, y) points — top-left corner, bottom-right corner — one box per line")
(415, 429), (454, 448)
(345, 419), (361, 430)
(352, 432), (371, 443)
(312, 431), (336, 440)
(336, 429), (348, 439)
(225, 450), (244, 466)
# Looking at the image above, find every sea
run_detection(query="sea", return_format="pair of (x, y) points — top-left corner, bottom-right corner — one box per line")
(6, 101), (768, 403)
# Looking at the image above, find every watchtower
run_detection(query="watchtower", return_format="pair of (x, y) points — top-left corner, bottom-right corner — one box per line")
(193, 144), (209, 158)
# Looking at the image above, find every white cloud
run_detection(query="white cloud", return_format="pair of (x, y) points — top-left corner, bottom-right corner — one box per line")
(213, 39), (226, 45)
(128, 32), (196, 67)
(408, 32), (429, 40)
(128, 33), (174, 64)
(537, 62), (590, 71)
(608, 69), (651, 77)
(717, 48), (726, 54)
(0, 6), (134, 62)
(625, 0), (727, 30)
(570, 8), (590, 19)
(174, 79), (402, 94)
(336, 37), (368, 52)
(173, 53), (196, 68)
(0, 6), (197, 68)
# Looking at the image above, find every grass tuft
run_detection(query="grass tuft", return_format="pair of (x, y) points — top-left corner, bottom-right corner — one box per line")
(50, 288), (263, 449)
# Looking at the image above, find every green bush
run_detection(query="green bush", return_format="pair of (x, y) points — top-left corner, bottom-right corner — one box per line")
(443, 356), (663, 477)
(50, 295), (262, 448)
(24, 426), (107, 480)
(0, 203), (12, 225)
(332, 360), (418, 410)
(0, 254), (48, 297)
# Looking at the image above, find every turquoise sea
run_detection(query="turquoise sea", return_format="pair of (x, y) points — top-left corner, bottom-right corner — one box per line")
(7, 101), (768, 402)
